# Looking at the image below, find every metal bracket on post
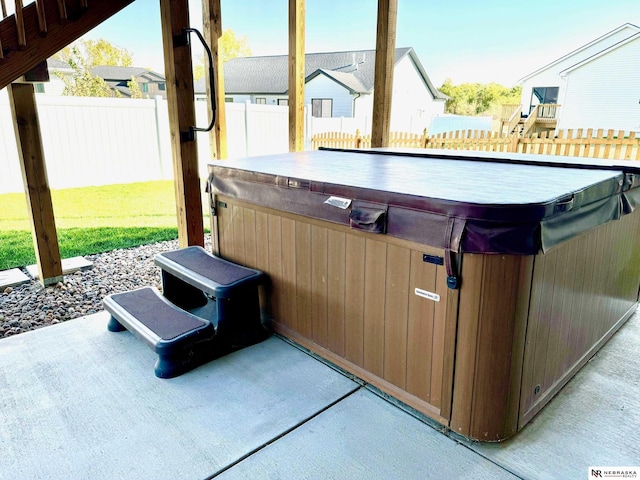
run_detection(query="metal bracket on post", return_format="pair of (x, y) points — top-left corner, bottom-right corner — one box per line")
(176, 27), (217, 143)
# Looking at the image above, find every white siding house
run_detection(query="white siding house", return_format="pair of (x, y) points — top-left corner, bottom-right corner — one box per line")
(305, 72), (356, 117)
(195, 48), (446, 130)
(390, 55), (443, 132)
(519, 23), (640, 117)
(557, 33), (640, 132)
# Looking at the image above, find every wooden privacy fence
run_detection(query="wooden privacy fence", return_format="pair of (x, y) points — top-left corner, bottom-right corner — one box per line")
(311, 129), (427, 150)
(312, 128), (640, 160)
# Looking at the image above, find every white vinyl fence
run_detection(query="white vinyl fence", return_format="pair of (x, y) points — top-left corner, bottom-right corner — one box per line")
(0, 92), (307, 194)
(427, 114), (494, 136)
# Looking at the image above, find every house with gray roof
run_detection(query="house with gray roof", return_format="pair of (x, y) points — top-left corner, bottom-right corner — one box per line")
(90, 66), (167, 98)
(195, 47), (446, 129)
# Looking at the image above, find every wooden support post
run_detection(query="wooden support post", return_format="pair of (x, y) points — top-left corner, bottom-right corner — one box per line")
(288, 0), (305, 152)
(8, 83), (63, 286)
(160, 0), (204, 248)
(371, 0), (397, 148)
(203, 0), (227, 160)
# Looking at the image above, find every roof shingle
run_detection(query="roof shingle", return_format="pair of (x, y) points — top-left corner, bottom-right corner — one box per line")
(200, 47), (444, 100)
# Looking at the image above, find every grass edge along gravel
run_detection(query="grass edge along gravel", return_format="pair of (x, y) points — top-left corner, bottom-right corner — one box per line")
(0, 180), (209, 271)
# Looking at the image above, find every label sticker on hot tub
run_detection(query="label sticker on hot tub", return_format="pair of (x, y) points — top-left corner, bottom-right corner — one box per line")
(414, 288), (440, 302)
(324, 196), (352, 209)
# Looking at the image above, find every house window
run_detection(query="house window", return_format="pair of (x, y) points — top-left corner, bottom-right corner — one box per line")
(141, 83), (149, 93)
(530, 87), (558, 111)
(312, 98), (332, 118)
(225, 97), (234, 103)
(255, 97), (266, 104)
(278, 99), (288, 106)
(34, 83), (45, 93)
(158, 82), (166, 91)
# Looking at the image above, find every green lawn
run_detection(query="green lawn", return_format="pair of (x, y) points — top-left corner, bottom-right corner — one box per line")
(0, 180), (209, 270)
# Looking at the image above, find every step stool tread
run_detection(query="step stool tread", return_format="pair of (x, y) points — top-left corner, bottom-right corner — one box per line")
(105, 287), (212, 343)
(155, 246), (263, 298)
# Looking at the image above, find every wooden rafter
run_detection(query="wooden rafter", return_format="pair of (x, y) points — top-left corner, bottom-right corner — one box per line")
(371, 0), (398, 148)
(288, 0), (305, 152)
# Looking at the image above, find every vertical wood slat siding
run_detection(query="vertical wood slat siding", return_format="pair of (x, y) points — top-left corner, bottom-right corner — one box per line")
(311, 225), (328, 347)
(344, 235), (365, 366)
(406, 251), (436, 401)
(327, 230), (346, 356)
(519, 211), (640, 425)
(450, 253), (531, 441)
(383, 244), (411, 389)
(217, 199), (451, 420)
(363, 239), (387, 378)
(296, 221), (312, 339)
(280, 218), (297, 332)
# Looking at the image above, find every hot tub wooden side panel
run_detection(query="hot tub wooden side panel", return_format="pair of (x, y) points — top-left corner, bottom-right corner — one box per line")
(449, 254), (533, 442)
(519, 210), (640, 426)
(215, 197), (457, 424)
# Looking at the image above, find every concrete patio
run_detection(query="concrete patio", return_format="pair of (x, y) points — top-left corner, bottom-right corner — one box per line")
(1, 308), (638, 480)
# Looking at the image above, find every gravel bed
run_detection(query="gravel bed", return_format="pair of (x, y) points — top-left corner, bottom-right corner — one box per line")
(0, 237), (211, 339)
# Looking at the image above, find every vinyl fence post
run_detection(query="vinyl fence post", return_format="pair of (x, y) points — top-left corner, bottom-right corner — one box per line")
(153, 95), (165, 178)
(244, 100), (250, 157)
(305, 104), (312, 150)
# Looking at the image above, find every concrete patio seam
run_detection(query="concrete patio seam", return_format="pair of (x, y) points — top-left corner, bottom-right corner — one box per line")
(204, 386), (363, 480)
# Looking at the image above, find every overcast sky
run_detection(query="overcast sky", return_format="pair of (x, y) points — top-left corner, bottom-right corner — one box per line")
(82, 0), (640, 87)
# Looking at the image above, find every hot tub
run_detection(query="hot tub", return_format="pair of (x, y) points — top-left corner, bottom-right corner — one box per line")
(207, 148), (640, 441)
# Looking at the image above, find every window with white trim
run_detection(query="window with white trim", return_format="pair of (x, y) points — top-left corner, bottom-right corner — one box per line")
(312, 98), (332, 118)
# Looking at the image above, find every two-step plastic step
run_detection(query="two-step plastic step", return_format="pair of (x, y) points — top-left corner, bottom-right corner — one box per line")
(103, 246), (268, 378)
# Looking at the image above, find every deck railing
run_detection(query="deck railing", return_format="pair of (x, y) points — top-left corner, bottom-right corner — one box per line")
(499, 104), (521, 122)
(504, 104), (522, 135)
(535, 103), (560, 124)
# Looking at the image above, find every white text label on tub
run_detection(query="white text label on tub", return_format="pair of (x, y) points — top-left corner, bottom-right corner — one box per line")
(414, 288), (440, 302)
(324, 196), (352, 209)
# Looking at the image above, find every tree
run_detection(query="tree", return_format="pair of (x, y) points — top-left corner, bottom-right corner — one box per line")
(193, 28), (251, 80)
(439, 79), (521, 116)
(127, 76), (143, 99)
(55, 39), (133, 68)
(54, 39), (133, 97)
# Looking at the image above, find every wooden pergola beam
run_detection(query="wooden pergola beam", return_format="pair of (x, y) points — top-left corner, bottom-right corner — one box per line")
(288, 0), (305, 152)
(160, 0), (204, 248)
(8, 83), (63, 286)
(371, 0), (398, 148)
(203, 0), (227, 160)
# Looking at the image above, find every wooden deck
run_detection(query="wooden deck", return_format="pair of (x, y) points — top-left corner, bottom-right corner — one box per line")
(0, 308), (638, 479)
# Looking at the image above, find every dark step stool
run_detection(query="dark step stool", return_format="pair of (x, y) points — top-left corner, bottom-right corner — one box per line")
(104, 247), (268, 378)
(104, 287), (216, 378)
(154, 246), (266, 344)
